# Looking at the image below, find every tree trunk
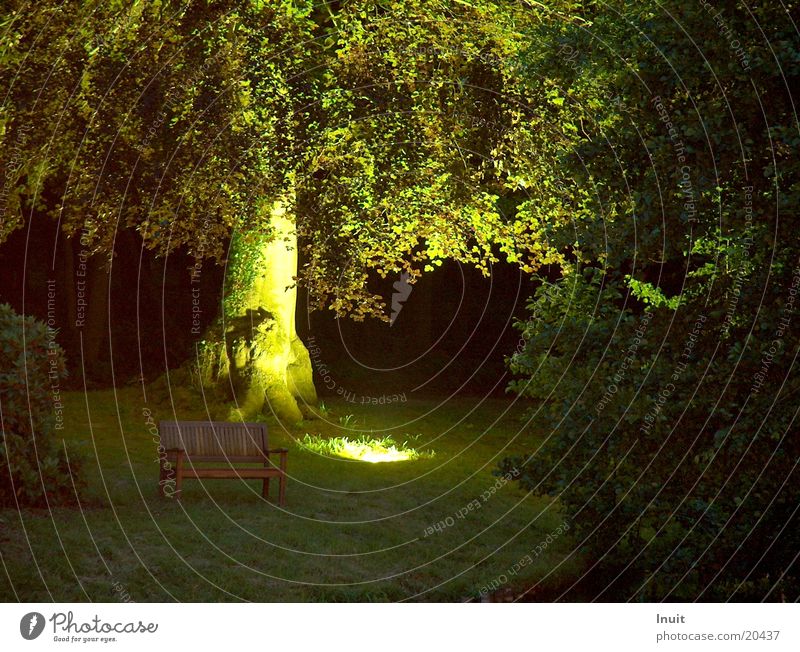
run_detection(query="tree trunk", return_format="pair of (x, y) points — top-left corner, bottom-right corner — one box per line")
(59, 232), (78, 361)
(82, 254), (110, 375)
(200, 197), (317, 423)
(59, 233), (109, 378)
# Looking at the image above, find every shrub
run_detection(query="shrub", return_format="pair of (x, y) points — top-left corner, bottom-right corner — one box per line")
(499, 0), (799, 601)
(501, 265), (799, 601)
(0, 303), (81, 506)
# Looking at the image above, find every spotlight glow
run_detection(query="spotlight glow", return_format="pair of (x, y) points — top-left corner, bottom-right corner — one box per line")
(301, 434), (432, 463)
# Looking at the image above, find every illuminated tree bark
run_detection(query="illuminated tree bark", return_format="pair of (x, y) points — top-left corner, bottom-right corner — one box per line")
(203, 198), (317, 423)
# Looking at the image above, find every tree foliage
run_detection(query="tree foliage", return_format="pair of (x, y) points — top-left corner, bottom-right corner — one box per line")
(501, 0), (800, 600)
(1, 0), (578, 318)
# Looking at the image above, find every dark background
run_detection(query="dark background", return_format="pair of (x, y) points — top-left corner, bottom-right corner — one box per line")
(0, 218), (538, 397)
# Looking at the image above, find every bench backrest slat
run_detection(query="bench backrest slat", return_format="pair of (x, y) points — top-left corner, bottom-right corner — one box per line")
(159, 421), (267, 458)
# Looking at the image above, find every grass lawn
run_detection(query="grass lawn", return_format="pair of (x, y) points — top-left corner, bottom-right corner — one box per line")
(0, 388), (581, 601)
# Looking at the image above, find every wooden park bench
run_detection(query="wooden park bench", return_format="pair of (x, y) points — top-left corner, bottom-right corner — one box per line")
(158, 421), (288, 505)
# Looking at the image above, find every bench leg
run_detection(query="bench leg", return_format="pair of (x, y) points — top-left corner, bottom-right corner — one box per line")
(278, 452), (287, 506)
(262, 478), (270, 500)
(278, 473), (286, 507)
(159, 458), (177, 497)
(174, 450), (184, 499)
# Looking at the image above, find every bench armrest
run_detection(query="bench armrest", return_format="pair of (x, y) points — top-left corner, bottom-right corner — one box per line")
(264, 447), (288, 473)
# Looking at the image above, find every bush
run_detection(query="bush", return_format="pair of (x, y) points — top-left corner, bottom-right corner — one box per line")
(501, 265), (799, 601)
(0, 303), (81, 506)
(499, 0), (799, 601)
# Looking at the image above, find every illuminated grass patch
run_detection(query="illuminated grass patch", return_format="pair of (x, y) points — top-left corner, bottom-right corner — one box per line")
(300, 434), (433, 463)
